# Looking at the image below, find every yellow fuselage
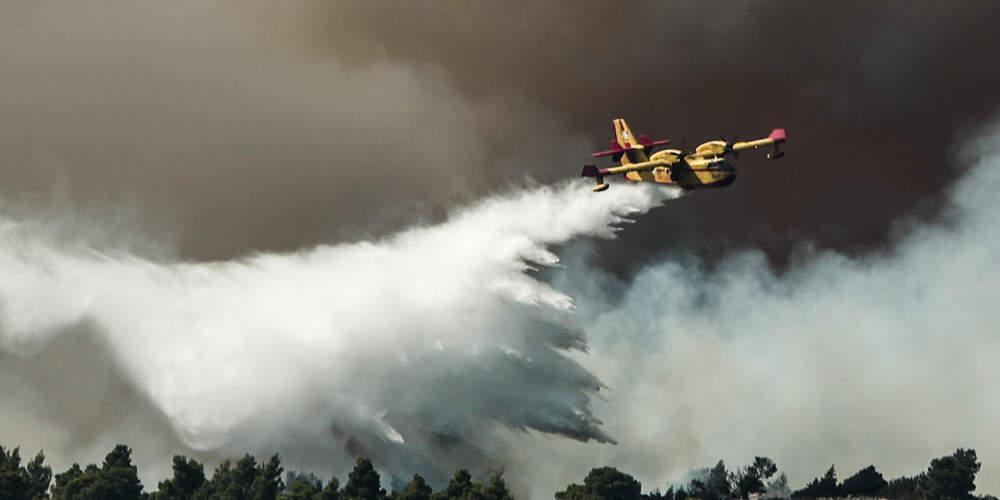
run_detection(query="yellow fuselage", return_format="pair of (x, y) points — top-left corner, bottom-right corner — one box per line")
(608, 144), (738, 190)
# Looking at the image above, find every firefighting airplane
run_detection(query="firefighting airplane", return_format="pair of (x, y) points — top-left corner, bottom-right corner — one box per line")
(581, 118), (787, 192)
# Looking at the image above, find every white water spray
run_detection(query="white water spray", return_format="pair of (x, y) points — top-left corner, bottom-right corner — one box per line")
(0, 180), (677, 481)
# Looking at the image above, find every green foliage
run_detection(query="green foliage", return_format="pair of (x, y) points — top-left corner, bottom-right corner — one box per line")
(190, 459), (229, 499)
(320, 477), (341, 500)
(228, 455), (261, 499)
(5, 440), (994, 500)
(791, 465), (839, 498)
(343, 459), (385, 500)
(50, 445), (144, 500)
(189, 453), (284, 500)
(51, 464), (83, 499)
(840, 465), (887, 497)
(688, 461), (730, 500)
(731, 457), (777, 499)
(280, 471), (322, 500)
(250, 455), (285, 500)
(27, 452), (53, 500)
(918, 448), (981, 499)
(640, 486), (673, 500)
(414, 469), (512, 500)
(431, 470), (473, 500)
(479, 472), (514, 500)
(153, 456), (206, 500)
(555, 466), (641, 500)
(394, 475), (431, 500)
(0, 446), (52, 500)
(880, 475), (920, 499)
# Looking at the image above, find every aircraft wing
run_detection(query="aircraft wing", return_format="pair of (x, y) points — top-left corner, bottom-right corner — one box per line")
(686, 128), (787, 160)
(581, 163), (657, 178)
(730, 128), (786, 159)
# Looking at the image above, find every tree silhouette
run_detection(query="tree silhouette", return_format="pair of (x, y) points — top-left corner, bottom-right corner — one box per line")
(4, 440), (995, 500)
(0, 447), (52, 500)
(479, 472), (514, 500)
(672, 486), (687, 500)
(792, 465), (839, 498)
(49, 445), (144, 500)
(395, 474), (431, 500)
(320, 476), (341, 500)
(432, 469), (474, 500)
(840, 465), (887, 497)
(249, 455), (284, 500)
(918, 448), (981, 499)
(343, 458), (385, 500)
(555, 466), (641, 500)
(280, 471), (322, 500)
(880, 475), (919, 499)
(688, 461), (731, 500)
(731, 457), (777, 498)
(153, 455), (206, 500)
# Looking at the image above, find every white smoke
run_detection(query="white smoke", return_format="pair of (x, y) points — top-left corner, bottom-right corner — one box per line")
(499, 125), (1000, 497)
(0, 180), (677, 484)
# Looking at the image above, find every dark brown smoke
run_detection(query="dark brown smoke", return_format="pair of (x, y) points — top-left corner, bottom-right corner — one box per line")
(302, 0), (1000, 270)
(2, 1), (998, 266)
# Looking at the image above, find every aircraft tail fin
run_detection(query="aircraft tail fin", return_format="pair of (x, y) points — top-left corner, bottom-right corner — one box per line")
(613, 118), (639, 150)
(591, 118), (667, 164)
(613, 118), (651, 165)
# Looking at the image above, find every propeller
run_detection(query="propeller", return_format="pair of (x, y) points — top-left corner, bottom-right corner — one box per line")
(720, 133), (740, 158)
(678, 138), (688, 157)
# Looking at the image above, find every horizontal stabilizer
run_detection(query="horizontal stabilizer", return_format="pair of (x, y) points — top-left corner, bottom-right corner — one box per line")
(592, 135), (670, 158)
(638, 135), (671, 148)
(591, 148), (623, 159)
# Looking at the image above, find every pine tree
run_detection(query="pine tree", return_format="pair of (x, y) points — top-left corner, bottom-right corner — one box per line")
(918, 448), (980, 499)
(432, 470), (474, 500)
(792, 465), (839, 498)
(343, 459), (385, 500)
(395, 475), (431, 500)
(840, 465), (887, 497)
(320, 476), (341, 500)
(153, 456), (206, 500)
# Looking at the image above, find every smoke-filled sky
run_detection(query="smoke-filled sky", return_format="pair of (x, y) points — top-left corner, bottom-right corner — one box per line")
(1, 0), (999, 497)
(4, 1), (1000, 266)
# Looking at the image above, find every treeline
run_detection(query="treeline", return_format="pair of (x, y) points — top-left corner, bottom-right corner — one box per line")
(0, 445), (511, 500)
(0, 443), (994, 499)
(561, 449), (993, 500)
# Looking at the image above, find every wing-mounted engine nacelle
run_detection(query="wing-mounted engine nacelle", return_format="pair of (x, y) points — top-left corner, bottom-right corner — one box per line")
(696, 140), (728, 157)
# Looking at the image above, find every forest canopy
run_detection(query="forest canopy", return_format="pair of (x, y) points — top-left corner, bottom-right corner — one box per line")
(0, 444), (991, 499)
